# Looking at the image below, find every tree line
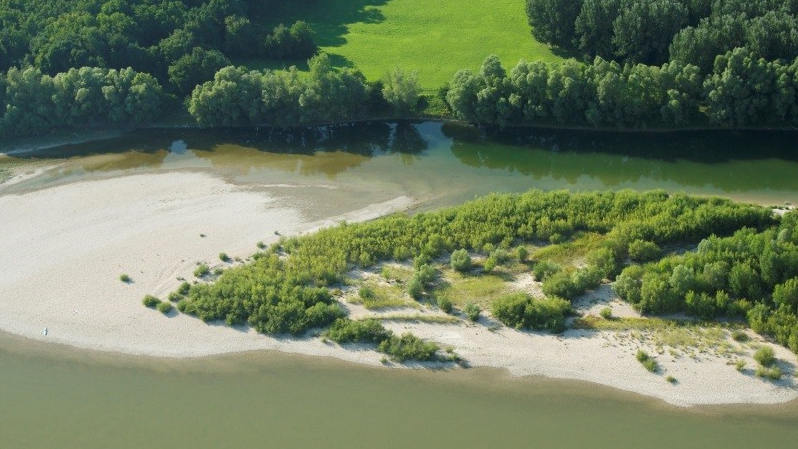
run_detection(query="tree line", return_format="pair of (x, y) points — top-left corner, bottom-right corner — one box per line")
(614, 211), (798, 353)
(0, 66), (164, 138)
(445, 50), (798, 128)
(0, 0), (318, 94)
(526, 0), (798, 69)
(188, 54), (421, 127)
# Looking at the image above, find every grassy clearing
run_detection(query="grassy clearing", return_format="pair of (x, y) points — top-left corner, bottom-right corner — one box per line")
(244, 0), (564, 90)
(349, 281), (419, 309)
(532, 233), (606, 266)
(435, 268), (512, 308)
(364, 313), (460, 324)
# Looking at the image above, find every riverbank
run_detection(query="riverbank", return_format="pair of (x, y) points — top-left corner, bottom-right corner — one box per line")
(0, 168), (796, 408)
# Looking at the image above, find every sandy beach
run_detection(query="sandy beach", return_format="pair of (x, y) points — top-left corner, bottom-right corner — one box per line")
(0, 169), (796, 407)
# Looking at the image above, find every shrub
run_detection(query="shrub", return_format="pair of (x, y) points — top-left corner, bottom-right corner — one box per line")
(167, 292), (182, 303)
(755, 365), (783, 380)
(407, 276), (424, 299)
(194, 264), (210, 278)
(177, 298), (190, 313)
(666, 375), (677, 384)
(359, 286), (376, 300)
(754, 346), (776, 367)
(177, 282), (191, 296)
(735, 359), (747, 372)
(532, 260), (561, 281)
(628, 240), (661, 262)
(731, 330), (749, 342)
(256, 241), (266, 249)
(119, 274), (131, 283)
(219, 253), (230, 262)
(464, 302), (481, 322)
(450, 249), (472, 272)
(492, 293), (570, 333)
(437, 297), (453, 313)
(636, 350), (659, 372)
(156, 302), (173, 314)
(325, 318), (391, 344)
(142, 295), (161, 308)
(378, 333), (439, 362)
(542, 271), (579, 299)
(600, 307), (613, 319)
(517, 246), (529, 262)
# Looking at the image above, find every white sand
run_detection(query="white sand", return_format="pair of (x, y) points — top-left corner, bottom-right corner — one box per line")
(1, 171), (796, 407)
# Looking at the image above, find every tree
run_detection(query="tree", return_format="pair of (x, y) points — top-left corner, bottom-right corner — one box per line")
(575, 0), (622, 59)
(612, 0), (688, 65)
(450, 249), (472, 272)
(773, 277), (798, 311)
(526, 0), (585, 47)
(168, 47), (230, 94)
(382, 68), (420, 115)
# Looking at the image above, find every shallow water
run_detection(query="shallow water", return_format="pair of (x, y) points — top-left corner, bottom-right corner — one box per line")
(1, 334), (797, 449)
(2, 122), (798, 448)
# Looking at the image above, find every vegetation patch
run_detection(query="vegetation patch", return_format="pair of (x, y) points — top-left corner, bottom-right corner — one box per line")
(349, 281), (418, 310)
(324, 318), (444, 362)
(636, 350), (659, 373)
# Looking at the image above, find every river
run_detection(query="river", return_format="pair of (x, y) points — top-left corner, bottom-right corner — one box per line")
(1, 122), (797, 448)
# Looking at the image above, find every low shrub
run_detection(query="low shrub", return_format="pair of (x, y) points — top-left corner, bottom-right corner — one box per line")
(755, 365), (783, 380)
(167, 292), (183, 302)
(450, 249), (471, 272)
(119, 274), (131, 283)
(666, 375), (677, 384)
(464, 302), (481, 322)
(437, 296), (453, 313)
(517, 246), (528, 262)
(628, 240), (662, 262)
(142, 295), (161, 308)
(532, 260), (561, 281)
(378, 333), (439, 362)
(492, 293), (570, 333)
(359, 286), (376, 300)
(407, 276), (424, 299)
(156, 302), (173, 314)
(177, 281), (191, 296)
(636, 350), (659, 372)
(731, 329), (749, 342)
(325, 318), (391, 344)
(256, 241), (266, 249)
(194, 263), (210, 278)
(735, 359), (747, 372)
(600, 307), (613, 319)
(754, 346), (776, 367)
(219, 253), (230, 262)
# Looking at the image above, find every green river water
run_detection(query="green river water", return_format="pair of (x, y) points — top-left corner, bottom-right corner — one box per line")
(1, 122), (798, 448)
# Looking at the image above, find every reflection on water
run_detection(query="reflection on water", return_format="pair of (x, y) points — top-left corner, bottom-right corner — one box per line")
(4, 121), (798, 207)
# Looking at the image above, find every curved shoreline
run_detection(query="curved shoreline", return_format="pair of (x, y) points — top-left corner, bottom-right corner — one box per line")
(0, 169), (796, 408)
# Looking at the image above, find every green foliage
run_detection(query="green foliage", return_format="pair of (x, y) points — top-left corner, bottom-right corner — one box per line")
(600, 307), (613, 319)
(168, 47), (230, 94)
(382, 68), (421, 115)
(636, 349), (659, 372)
(735, 359), (747, 372)
(532, 260), (562, 281)
(194, 264), (210, 278)
(407, 276), (424, 299)
(492, 293), (571, 333)
(755, 365), (783, 380)
(378, 333), (440, 362)
(119, 274), (131, 283)
(516, 246), (529, 262)
(628, 240), (661, 262)
(167, 292), (183, 303)
(0, 66), (164, 138)
(437, 296), (453, 313)
(464, 302), (481, 321)
(263, 21), (316, 60)
(156, 301), (173, 314)
(142, 295), (161, 308)
(359, 286), (376, 301)
(219, 253), (230, 263)
(754, 346), (776, 367)
(177, 282), (191, 296)
(325, 318), (391, 344)
(731, 329), (749, 342)
(450, 249), (472, 272)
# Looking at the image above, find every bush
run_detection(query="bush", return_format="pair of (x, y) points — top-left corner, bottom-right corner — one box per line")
(755, 365), (783, 380)
(177, 282), (191, 296)
(359, 286), (376, 300)
(517, 246), (529, 262)
(735, 359), (747, 372)
(754, 346), (776, 367)
(378, 333), (439, 362)
(437, 296), (453, 313)
(542, 271), (579, 299)
(532, 260), (561, 281)
(600, 307), (613, 319)
(628, 240), (661, 262)
(464, 302), (481, 322)
(407, 276), (424, 299)
(450, 249), (472, 272)
(666, 375), (677, 384)
(167, 292), (183, 303)
(156, 302), (173, 314)
(119, 274), (131, 283)
(219, 253), (230, 262)
(142, 295), (161, 308)
(731, 330), (749, 342)
(492, 293), (570, 333)
(325, 318), (391, 344)
(194, 264), (210, 278)
(636, 350), (658, 372)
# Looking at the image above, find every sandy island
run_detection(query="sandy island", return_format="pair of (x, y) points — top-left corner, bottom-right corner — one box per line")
(0, 169), (796, 408)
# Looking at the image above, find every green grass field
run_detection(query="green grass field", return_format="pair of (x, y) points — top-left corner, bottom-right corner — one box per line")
(245, 0), (564, 91)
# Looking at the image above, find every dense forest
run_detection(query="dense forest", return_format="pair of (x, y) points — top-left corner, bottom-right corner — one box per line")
(160, 190), (798, 357)
(445, 50), (798, 127)
(526, 0), (798, 69)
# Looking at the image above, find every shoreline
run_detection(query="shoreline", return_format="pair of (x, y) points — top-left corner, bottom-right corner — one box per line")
(0, 170), (796, 408)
